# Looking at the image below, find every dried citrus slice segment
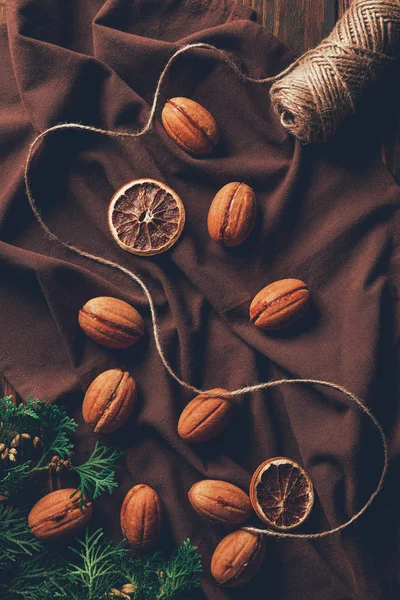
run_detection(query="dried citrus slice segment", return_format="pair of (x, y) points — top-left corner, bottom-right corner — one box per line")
(250, 457), (314, 530)
(108, 178), (185, 256)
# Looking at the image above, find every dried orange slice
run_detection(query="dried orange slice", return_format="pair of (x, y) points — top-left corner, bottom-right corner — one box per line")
(108, 178), (185, 256)
(250, 457), (314, 530)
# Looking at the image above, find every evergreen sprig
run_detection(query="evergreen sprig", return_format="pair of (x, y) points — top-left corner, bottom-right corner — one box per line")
(156, 539), (202, 600)
(0, 552), (58, 600)
(0, 397), (76, 453)
(0, 505), (42, 570)
(0, 397), (40, 445)
(0, 397), (202, 600)
(50, 528), (128, 599)
(0, 463), (32, 499)
(1, 528), (202, 600)
(0, 397), (121, 509)
(71, 442), (123, 509)
(123, 540), (202, 600)
(124, 552), (163, 600)
(0, 396), (78, 500)
(34, 403), (76, 464)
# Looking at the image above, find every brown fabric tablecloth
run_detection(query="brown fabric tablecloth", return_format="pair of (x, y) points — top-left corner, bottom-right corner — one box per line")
(1, 1), (400, 598)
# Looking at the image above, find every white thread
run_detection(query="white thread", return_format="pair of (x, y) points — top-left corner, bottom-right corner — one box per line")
(23, 42), (388, 540)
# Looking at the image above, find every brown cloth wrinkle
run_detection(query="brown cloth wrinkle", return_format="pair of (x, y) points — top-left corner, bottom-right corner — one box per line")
(1, 1), (400, 599)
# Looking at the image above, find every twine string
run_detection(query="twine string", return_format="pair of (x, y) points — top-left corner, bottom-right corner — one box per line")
(23, 38), (389, 540)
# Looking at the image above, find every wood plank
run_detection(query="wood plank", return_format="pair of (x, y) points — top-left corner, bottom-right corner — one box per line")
(0, 375), (19, 405)
(0, 2), (6, 25)
(338, 0), (352, 14)
(244, 0), (336, 55)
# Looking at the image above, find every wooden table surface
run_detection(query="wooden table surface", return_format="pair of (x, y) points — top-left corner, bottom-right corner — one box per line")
(0, 0), (399, 400)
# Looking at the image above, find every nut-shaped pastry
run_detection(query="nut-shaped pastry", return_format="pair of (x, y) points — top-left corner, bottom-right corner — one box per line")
(189, 480), (252, 527)
(250, 279), (310, 330)
(177, 388), (233, 444)
(211, 529), (265, 587)
(120, 484), (162, 550)
(161, 97), (219, 156)
(79, 296), (144, 348)
(207, 182), (257, 247)
(28, 488), (93, 540)
(83, 369), (137, 433)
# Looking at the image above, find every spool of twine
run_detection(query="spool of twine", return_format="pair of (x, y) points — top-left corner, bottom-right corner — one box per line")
(270, 0), (400, 143)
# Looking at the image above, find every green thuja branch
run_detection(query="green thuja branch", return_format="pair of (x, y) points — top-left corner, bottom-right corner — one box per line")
(156, 539), (202, 600)
(0, 463), (32, 500)
(0, 505), (42, 569)
(0, 396), (78, 499)
(0, 396), (76, 455)
(120, 539), (202, 600)
(0, 552), (59, 600)
(2, 528), (202, 600)
(122, 552), (163, 600)
(70, 443), (122, 509)
(34, 403), (76, 465)
(0, 396), (77, 456)
(0, 397), (40, 444)
(49, 528), (128, 599)
(0, 396), (202, 600)
(0, 397), (121, 508)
